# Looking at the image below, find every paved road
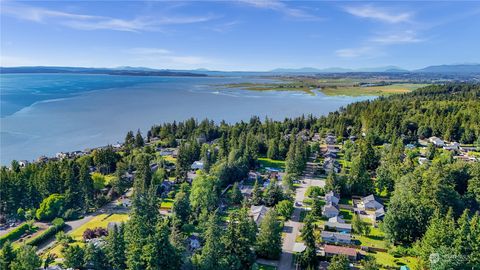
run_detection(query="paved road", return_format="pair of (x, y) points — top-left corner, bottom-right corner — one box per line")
(278, 160), (325, 270)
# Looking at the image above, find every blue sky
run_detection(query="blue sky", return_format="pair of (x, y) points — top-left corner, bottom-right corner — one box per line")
(1, 0), (479, 71)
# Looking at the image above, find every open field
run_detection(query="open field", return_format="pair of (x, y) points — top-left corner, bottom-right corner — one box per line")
(225, 79), (430, 97)
(320, 84), (429, 96)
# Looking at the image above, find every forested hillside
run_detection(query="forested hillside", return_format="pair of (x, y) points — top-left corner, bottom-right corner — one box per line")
(1, 83), (479, 270)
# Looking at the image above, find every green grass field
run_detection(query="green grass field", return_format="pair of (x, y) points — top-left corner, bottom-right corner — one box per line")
(257, 264), (277, 270)
(258, 157), (286, 170)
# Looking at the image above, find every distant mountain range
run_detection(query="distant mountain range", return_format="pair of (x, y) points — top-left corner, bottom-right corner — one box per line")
(1, 64), (479, 75)
(0, 66), (207, 77)
(269, 64), (480, 74)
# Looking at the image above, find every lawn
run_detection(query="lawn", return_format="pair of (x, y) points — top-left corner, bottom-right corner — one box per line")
(46, 214), (129, 258)
(163, 155), (177, 163)
(160, 199), (174, 209)
(354, 225), (387, 249)
(339, 209), (352, 221)
(370, 250), (419, 269)
(257, 264), (277, 270)
(258, 157), (286, 170)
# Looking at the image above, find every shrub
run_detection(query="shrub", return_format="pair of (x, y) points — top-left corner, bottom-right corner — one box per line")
(305, 186), (324, 198)
(26, 218), (65, 247)
(0, 222), (31, 247)
(82, 227), (108, 241)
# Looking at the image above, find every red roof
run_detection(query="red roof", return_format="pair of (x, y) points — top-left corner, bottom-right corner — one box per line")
(324, 245), (357, 257)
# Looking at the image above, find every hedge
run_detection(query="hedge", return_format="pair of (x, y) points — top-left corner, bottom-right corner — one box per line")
(0, 223), (31, 247)
(26, 218), (65, 247)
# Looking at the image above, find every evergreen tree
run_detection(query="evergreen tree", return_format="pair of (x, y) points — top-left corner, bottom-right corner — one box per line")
(135, 130), (144, 148)
(105, 224), (126, 270)
(299, 215), (317, 269)
(251, 180), (263, 206)
(171, 190), (191, 227)
(223, 207), (257, 270)
(194, 212), (227, 270)
(256, 209), (282, 259)
(84, 243), (109, 270)
(141, 219), (181, 270)
(327, 255), (350, 270)
(62, 244), (85, 269)
(10, 245), (41, 270)
(0, 241), (16, 270)
(230, 182), (243, 205)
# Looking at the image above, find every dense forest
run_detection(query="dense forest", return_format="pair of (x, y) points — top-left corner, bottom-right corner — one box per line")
(1, 83), (480, 269)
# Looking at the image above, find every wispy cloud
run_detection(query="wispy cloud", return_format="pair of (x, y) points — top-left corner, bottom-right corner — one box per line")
(207, 20), (241, 33)
(126, 47), (211, 67)
(238, 0), (320, 20)
(344, 5), (412, 23)
(371, 30), (424, 44)
(1, 2), (215, 32)
(335, 47), (375, 58)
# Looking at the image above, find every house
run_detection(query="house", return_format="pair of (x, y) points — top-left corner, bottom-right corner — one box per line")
(348, 135), (357, 142)
(358, 195), (383, 211)
(323, 245), (358, 261)
(150, 163), (159, 172)
(159, 149), (174, 156)
(188, 234), (201, 251)
(325, 135), (336, 145)
(312, 133), (321, 142)
(240, 185), (254, 198)
(191, 161), (204, 170)
(443, 142), (460, 151)
(374, 207), (385, 221)
(323, 150), (337, 159)
(250, 205), (269, 225)
(328, 216), (345, 223)
(322, 203), (340, 218)
(18, 160), (29, 167)
(323, 158), (340, 173)
(418, 157), (429, 165)
(405, 144), (416, 150)
(321, 231), (352, 245)
(324, 221), (352, 233)
(187, 171), (199, 183)
(428, 136), (445, 147)
(325, 191), (340, 205)
(248, 171), (260, 181)
(56, 152), (68, 159)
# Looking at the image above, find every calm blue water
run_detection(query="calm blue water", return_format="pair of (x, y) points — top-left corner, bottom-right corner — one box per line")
(0, 74), (371, 164)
